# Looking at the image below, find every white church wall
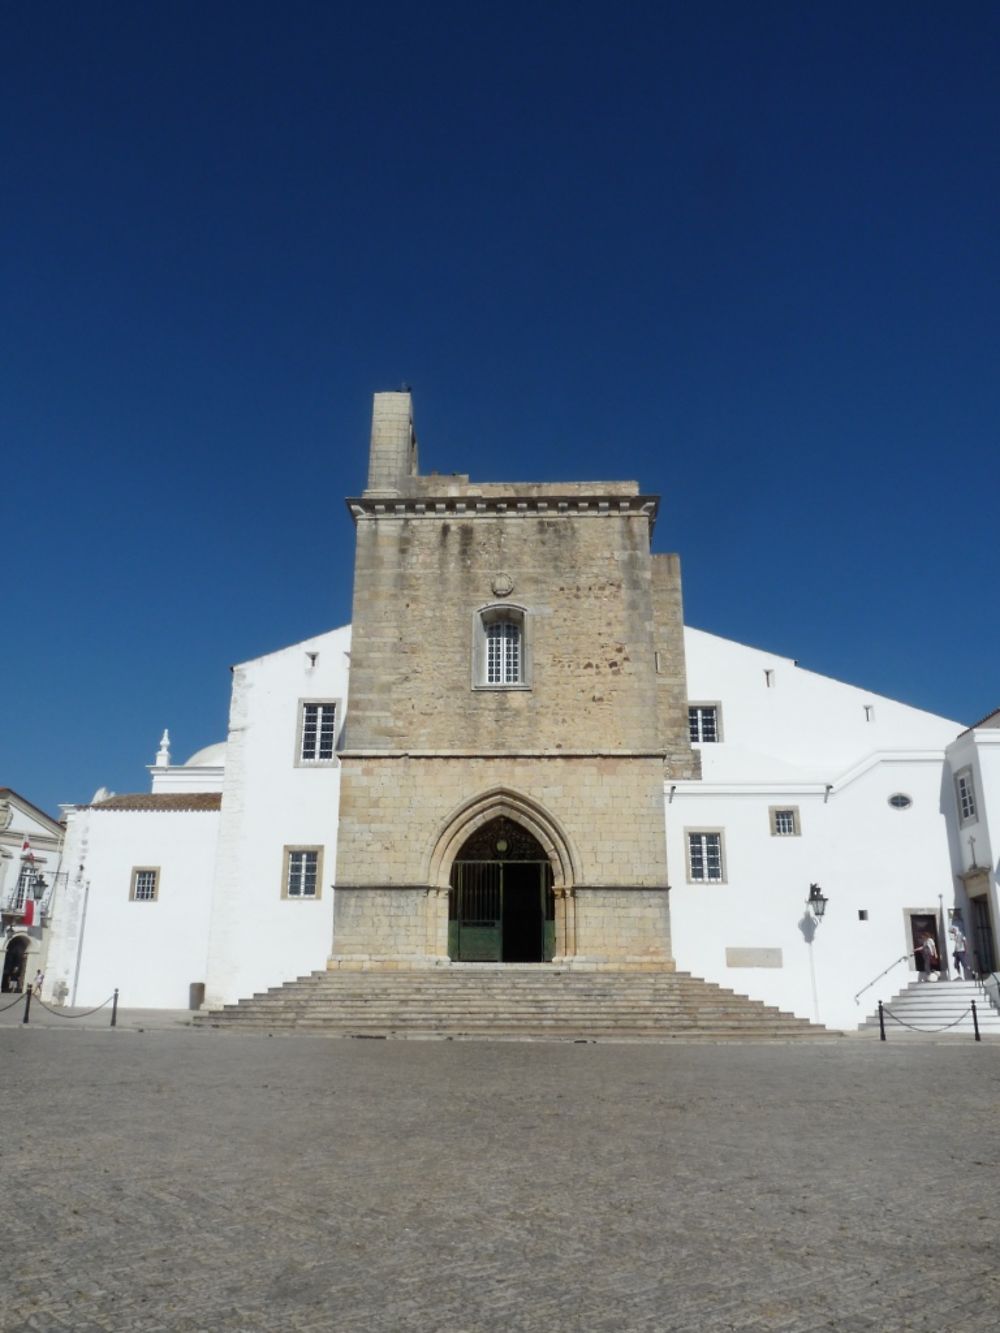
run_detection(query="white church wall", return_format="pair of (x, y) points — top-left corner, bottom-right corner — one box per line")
(683, 628), (960, 776)
(946, 726), (1000, 975)
(203, 626), (350, 1006)
(669, 630), (963, 1030)
(45, 806), (218, 1009)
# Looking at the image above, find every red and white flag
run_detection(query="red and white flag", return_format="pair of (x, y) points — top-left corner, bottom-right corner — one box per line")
(21, 837), (34, 863)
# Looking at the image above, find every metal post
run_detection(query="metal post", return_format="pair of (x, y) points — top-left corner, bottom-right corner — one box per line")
(878, 999), (886, 1041)
(111, 988), (119, 1028)
(971, 1000), (980, 1042)
(22, 984), (32, 1025)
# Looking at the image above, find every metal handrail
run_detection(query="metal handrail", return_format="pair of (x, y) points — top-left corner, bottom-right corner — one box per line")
(854, 953), (910, 1005)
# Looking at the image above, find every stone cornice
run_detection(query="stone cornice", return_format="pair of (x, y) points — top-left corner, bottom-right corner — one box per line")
(339, 749), (673, 760)
(346, 494), (659, 525)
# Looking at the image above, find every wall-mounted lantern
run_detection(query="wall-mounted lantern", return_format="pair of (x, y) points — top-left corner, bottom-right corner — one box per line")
(806, 882), (828, 920)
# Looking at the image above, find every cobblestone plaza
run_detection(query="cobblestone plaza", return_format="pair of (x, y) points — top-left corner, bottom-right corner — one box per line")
(2, 1028), (998, 1331)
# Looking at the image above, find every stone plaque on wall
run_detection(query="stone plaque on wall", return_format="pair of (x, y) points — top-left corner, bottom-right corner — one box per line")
(725, 947), (783, 969)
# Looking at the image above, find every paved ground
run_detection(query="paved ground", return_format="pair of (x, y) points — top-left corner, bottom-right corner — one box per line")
(1, 1029), (997, 1332)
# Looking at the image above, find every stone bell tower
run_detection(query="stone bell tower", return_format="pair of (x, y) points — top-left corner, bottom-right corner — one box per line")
(331, 391), (698, 969)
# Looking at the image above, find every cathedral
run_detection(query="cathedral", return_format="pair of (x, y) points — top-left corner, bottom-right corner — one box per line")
(40, 392), (999, 1030)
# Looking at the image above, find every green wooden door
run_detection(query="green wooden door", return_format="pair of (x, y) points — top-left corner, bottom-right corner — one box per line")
(450, 862), (502, 961)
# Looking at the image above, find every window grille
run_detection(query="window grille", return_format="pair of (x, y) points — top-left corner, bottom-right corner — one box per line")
(301, 703), (336, 762)
(485, 621), (521, 685)
(286, 850), (319, 897)
(12, 865), (31, 911)
(688, 832), (724, 882)
(132, 869), (158, 902)
(689, 705), (719, 743)
(773, 809), (797, 836)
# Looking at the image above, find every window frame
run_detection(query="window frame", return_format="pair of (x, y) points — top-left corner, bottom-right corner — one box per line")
(295, 699), (341, 767)
(688, 703), (722, 744)
(129, 866), (160, 902)
(471, 603), (531, 691)
(281, 846), (324, 900)
(955, 767), (978, 825)
(769, 806), (801, 837)
(685, 828), (726, 884)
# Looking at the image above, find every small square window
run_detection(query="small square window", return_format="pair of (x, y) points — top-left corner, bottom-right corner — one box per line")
(298, 702), (337, 763)
(686, 830), (725, 883)
(769, 807), (800, 837)
(283, 847), (322, 899)
(688, 704), (720, 743)
(130, 867), (159, 902)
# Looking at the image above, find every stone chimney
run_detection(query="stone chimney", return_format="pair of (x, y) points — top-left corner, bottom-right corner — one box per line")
(365, 390), (419, 494)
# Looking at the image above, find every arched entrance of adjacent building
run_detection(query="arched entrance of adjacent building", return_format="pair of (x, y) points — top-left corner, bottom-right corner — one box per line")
(448, 817), (555, 963)
(2, 935), (29, 993)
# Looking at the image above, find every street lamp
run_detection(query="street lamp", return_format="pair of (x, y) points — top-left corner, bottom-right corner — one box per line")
(31, 873), (47, 902)
(806, 882), (828, 920)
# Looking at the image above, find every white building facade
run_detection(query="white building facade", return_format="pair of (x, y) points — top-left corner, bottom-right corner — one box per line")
(1, 789), (65, 996)
(39, 399), (999, 1030)
(42, 621), (999, 1030)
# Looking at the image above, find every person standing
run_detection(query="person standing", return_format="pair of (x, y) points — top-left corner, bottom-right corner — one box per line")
(919, 933), (939, 981)
(32, 968), (44, 996)
(950, 925), (969, 980)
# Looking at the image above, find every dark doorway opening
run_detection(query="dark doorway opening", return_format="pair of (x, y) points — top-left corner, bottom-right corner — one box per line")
(2, 935), (29, 993)
(970, 896), (996, 975)
(502, 862), (545, 962)
(448, 817), (555, 963)
(909, 913), (940, 974)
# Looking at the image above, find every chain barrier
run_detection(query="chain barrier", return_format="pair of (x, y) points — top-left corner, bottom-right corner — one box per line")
(0, 991), (27, 1014)
(8, 986), (120, 1027)
(878, 998), (982, 1042)
(32, 993), (114, 1019)
(883, 1005), (972, 1033)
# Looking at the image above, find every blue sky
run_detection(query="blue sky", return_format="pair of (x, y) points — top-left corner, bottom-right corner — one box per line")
(4, 1), (999, 816)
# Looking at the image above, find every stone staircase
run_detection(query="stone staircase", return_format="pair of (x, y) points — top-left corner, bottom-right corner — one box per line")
(862, 978), (1000, 1036)
(196, 966), (832, 1040)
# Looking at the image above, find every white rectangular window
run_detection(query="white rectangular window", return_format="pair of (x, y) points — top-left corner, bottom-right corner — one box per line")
(770, 807), (800, 837)
(300, 702), (337, 762)
(687, 832), (724, 883)
(285, 849), (320, 898)
(486, 621), (522, 685)
(955, 769), (978, 824)
(130, 868), (159, 902)
(688, 705), (719, 743)
(12, 865), (31, 911)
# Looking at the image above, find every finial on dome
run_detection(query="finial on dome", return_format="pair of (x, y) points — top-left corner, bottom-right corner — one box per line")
(155, 729), (171, 767)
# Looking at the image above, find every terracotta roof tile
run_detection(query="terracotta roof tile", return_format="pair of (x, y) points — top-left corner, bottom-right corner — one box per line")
(956, 706), (1000, 737)
(85, 793), (222, 812)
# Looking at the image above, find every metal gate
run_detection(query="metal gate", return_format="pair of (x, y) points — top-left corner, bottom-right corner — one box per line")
(448, 861), (554, 962)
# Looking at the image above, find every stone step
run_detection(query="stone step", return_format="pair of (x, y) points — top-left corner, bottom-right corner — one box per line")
(862, 980), (1000, 1034)
(198, 967), (827, 1038)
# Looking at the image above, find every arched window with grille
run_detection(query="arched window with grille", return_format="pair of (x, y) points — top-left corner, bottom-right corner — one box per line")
(474, 605), (529, 689)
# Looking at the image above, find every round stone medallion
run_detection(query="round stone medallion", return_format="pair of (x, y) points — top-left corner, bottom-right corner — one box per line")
(491, 572), (514, 598)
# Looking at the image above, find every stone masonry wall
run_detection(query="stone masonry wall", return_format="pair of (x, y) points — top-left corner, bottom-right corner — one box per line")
(335, 755), (671, 891)
(344, 509), (683, 755)
(651, 553), (701, 780)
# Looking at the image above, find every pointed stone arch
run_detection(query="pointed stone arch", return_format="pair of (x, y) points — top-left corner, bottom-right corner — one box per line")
(426, 787), (581, 890)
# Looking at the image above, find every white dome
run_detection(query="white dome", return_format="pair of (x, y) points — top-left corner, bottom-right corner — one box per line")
(184, 742), (227, 767)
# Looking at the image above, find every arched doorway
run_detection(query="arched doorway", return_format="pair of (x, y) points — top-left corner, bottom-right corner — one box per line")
(2, 935), (29, 993)
(448, 817), (555, 962)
